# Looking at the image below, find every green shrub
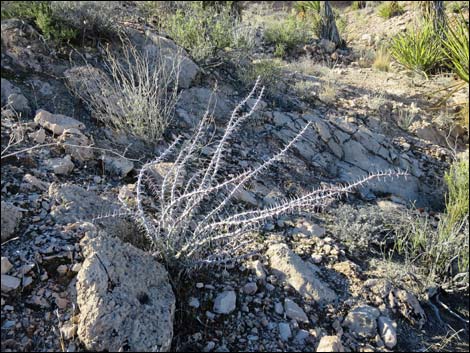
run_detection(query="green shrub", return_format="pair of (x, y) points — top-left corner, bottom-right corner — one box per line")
(239, 58), (284, 96)
(154, 2), (252, 63)
(1, 1), (78, 42)
(377, 1), (404, 19)
(264, 12), (312, 58)
(390, 21), (444, 76)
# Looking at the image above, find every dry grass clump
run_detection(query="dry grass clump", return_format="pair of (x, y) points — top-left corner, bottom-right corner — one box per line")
(373, 46), (391, 72)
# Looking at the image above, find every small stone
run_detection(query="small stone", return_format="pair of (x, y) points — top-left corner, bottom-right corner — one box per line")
(71, 263), (82, 273)
(243, 282), (258, 295)
(29, 128), (46, 143)
(284, 298), (309, 323)
(189, 297), (200, 308)
(278, 323), (292, 341)
(343, 305), (380, 338)
(316, 335), (344, 352)
(294, 329), (309, 344)
(56, 297), (68, 309)
(213, 291), (236, 314)
(196, 282), (204, 289)
(22, 276), (33, 288)
(1, 257), (13, 274)
(101, 155), (134, 178)
(378, 316), (397, 349)
(311, 254), (323, 264)
(1, 275), (21, 292)
(206, 311), (216, 320)
(203, 341), (215, 352)
(56, 265), (68, 275)
(46, 155), (74, 175)
(274, 302), (284, 315)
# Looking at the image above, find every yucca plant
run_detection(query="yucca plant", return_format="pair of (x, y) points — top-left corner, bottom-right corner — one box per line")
(441, 12), (469, 83)
(390, 21), (444, 77)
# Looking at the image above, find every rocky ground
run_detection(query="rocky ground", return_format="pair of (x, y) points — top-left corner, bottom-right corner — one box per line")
(1, 1), (469, 352)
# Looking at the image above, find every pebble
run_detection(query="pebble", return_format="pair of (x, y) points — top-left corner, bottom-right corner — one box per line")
(189, 297), (200, 308)
(284, 298), (309, 323)
(243, 282), (258, 295)
(213, 291), (236, 314)
(278, 323), (292, 341)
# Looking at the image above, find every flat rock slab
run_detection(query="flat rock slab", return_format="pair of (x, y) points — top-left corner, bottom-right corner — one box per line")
(267, 243), (337, 304)
(76, 228), (175, 351)
(34, 109), (85, 135)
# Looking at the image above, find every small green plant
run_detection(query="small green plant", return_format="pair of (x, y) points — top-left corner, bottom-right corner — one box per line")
(390, 21), (444, 77)
(1, 1), (78, 42)
(240, 59), (284, 93)
(377, 1), (405, 19)
(155, 2), (252, 63)
(264, 12), (312, 58)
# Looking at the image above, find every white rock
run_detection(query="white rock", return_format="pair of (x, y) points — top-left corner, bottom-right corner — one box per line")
(213, 291), (236, 314)
(284, 298), (309, 323)
(378, 316), (397, 349)
(343, 305), (380, 338)
(77, 228), (175, 351)
(316, 335), (344, 352)
(266, 243), (337, 303)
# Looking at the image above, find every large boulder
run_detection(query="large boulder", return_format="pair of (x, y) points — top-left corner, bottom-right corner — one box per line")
(266, 243), (337, 304)
(76, 227), (175, 351)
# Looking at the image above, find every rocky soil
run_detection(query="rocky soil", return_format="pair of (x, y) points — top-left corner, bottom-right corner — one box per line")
(1, 2), (468, 352)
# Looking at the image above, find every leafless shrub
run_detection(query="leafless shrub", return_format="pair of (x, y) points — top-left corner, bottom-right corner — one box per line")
(115, 79), (408, 271)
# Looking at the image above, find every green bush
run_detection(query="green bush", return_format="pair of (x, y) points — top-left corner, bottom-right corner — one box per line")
(1, 1), (78, 42)
(377, 1), (404, 19)
(264, 12), (312, 58)
(390, 21), (444, 76)
(154, 2), (252, 63)
(240, 59), (282, 86)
